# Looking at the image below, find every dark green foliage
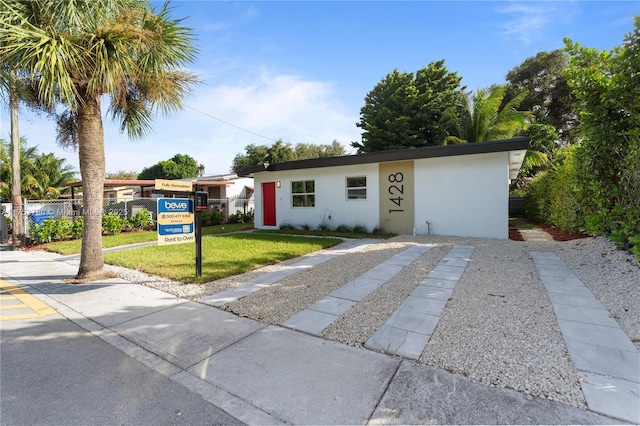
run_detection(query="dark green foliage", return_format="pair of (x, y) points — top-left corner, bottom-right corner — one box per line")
(227, 209), (254, 224)
(564, 17), (640, 256)
(201, 209), (224, 226)
(130, 209), (153, 230)
(506, 50), (579, 144)
(138, 154), (202, 179)
(232, 140), (347, 172)
(31, 216), (73, 243)
(354, 60), (465, 153)
(524, 146), (583, 234)
(102, 213), (128, 236)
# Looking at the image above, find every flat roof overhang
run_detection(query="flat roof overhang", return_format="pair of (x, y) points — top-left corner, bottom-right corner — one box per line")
(62, 179), (233, 188)
(237, 137), (530, 180)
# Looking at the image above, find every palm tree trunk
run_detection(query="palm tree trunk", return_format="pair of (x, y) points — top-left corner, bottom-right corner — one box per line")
(9, 75), (24, 248)
(76, 92), (105, 279)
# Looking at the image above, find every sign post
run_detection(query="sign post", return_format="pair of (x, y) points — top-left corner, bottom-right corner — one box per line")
(155, 179), (208, 277)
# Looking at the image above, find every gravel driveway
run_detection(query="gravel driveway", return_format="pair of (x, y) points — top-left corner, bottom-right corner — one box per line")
(106, 233), (639, 410)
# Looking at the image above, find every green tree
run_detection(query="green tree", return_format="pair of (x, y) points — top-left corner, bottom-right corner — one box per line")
(231, 140), (347, 172)
(0, 138), (37, 199)
(0, 139), (75, 199)
(506, 50), (579, 144)
(105, 170), (139, 180)
(138, 154), (202, 180)
(265, 140), (295, 164)
(0, 0), (197, 279)
(443, 85), (548, 178)
(443, 85), (534, 144)
(27, 153), (76, 199)
(293, 140), (346, 160)
(354, 60), (464, 153)
(564, 17), (640, 251)
(231, 144), (269, 172)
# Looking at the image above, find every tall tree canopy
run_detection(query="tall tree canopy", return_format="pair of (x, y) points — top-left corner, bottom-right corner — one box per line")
(0, 0), (198, 279)
(138, 153), (202, 179)
(505, 50), (579, 144)
(354, 60), (465, 153)
(0, 139), (76, 200)
(564, 16), (640, 248)
(231, 140), (347, 172)
(443, 85), (533, 144)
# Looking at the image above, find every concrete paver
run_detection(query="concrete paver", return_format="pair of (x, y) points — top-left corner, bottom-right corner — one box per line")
(530, 251), (640, 424)
(283, 244), (433, 334)
(188, 325), (401, 425)
(365, 245), (473, 359)
(199, 239), (378, 307)
(1, 245), (636, 425)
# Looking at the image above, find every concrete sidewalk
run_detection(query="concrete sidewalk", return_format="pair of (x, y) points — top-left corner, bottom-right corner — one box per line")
(0, 248), (630, 425)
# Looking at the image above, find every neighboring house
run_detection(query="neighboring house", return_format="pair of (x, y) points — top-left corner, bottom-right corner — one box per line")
(237, 138), (528, 239)
(196, 173), (254, 215)
(104, 186), (135, 202)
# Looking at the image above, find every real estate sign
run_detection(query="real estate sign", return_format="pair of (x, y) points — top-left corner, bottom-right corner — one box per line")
(157, 198), (194, 245)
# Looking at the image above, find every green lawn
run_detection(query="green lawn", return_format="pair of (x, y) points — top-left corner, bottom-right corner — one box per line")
(44, 223), (254, 255)
(103, 233), (341, 283)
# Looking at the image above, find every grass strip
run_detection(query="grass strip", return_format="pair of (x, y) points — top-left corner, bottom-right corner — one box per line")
(104, 233), (341, 283)
(43, 223), (255, 255)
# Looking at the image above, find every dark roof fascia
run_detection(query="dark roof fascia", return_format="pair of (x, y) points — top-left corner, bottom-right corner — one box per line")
(237, 138), (530, 177)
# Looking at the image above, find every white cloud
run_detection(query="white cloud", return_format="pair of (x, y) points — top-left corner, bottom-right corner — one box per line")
(1, 69), (360, 177)
(496, 2), (577, 45)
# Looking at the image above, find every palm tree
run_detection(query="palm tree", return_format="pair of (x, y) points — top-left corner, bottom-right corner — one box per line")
(0, 0), (197, 279)
(0, 138), (37, 200)
(443, 85), (547, 171)
(27, 153), (76, 199)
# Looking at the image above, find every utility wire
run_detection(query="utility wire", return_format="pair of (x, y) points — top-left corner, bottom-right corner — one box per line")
(186, 105), (279, 142)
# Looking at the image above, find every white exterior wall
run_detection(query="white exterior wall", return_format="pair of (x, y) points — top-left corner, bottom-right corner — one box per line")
(223, 177), (254, 198)
(413, 152), (509, 239)
(254, 164), (380, 232)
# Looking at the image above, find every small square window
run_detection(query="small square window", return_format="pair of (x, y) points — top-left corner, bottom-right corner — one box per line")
(292, 180), (315, 207)
(346, 176), (367, 200)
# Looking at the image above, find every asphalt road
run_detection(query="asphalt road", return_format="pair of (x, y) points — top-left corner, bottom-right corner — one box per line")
(0, 305), (245, 426)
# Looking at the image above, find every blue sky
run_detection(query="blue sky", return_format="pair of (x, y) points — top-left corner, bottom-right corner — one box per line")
(1, 0), (637, 176)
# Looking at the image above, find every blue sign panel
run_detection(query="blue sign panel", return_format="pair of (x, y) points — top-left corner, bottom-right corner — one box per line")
(157, 198), (194, 245)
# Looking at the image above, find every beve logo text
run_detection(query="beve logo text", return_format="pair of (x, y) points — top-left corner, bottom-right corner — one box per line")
(165, 202), (188, 210)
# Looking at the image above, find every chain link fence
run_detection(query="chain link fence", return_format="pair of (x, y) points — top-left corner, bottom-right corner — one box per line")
(19, 195), (253, 237)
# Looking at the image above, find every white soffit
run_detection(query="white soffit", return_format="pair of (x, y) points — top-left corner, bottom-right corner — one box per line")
(508, 150), (527, 180)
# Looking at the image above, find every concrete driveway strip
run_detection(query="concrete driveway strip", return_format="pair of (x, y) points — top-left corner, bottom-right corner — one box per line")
(111, 301), (266, 369)
(371, 361), (628, 425)
(199, 238), (379, 307)
(283, 244), (434, 334)
(189, 325), (400, 425)
(365, 245), (473, 359)
(530, 251), (640, 424)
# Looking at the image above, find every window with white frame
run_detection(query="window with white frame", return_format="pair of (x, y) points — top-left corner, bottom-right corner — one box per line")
(291, 180), (315, 207)
(346, 176), (367, 200)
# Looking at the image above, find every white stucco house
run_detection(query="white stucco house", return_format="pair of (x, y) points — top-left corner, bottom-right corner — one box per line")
(237, 138), (529, 239)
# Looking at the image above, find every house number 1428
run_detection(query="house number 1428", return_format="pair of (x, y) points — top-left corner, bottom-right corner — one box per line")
(388, 172), (404, 213)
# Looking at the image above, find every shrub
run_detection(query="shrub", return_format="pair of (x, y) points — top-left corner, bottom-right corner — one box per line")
(102, 213), (128, 236)
(525, 146), (584, 234)
(201, 209), (224, 226)
(227, 211), (244, 224)
(31, 216), (74, 243)
(335, 224), (353, 233)
(130, 209), (153, 230)
(71, 217), (83, 239)
(353, 224), (369, 234)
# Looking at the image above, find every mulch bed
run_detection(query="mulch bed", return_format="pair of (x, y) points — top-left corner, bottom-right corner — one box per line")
(540, 225), (589, 242)
(509, 228), (525, 241)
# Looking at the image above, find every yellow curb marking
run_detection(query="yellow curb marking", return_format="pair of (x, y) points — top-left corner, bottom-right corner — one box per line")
(0, 279), (56, 320)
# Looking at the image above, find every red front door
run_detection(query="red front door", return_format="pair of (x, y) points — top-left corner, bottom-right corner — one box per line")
(262, 182), (276, 226)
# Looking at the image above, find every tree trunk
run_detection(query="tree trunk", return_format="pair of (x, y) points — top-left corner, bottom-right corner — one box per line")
(76, 92), (105, 280)
(9, 76), (24, 248)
